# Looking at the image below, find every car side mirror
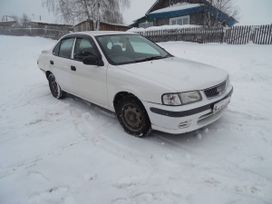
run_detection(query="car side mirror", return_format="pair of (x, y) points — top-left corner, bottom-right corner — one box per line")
(83, 54), (104, 66)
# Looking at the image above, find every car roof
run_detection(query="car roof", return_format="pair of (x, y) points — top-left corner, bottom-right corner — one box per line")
(64, 31), (136, 38)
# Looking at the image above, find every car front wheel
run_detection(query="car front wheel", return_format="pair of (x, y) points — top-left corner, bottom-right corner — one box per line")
(48, 73), (64, 99)
(116, 96), (151, 137)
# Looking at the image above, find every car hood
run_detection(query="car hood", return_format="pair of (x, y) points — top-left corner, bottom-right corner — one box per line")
(118, 57), (228, 91)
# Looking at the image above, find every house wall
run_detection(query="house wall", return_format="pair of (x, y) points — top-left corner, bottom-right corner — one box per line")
(74, 21), (94, 32)
(99, 22), (129, 31)
(74, 20), (129, 32)
(190, 12), (204, 25)
(202, 12), (227, 27)
(156, 18), (169, 26)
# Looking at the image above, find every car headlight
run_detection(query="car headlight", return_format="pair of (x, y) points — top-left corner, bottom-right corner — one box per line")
(179, 91), (202, 105)
(162, 91), (202, 106)
(162, 93), (182, 106)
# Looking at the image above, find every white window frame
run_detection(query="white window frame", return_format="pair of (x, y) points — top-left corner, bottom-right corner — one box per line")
(170, 15), (190, 25)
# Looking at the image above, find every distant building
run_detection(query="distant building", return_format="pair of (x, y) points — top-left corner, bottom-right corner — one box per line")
(131, 0), (237, 28)
(1, 15), (17, 22)
(74, 20), (130, 32)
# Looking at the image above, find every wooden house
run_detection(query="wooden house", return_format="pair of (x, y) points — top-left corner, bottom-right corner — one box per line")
(132, 0), (237, 28)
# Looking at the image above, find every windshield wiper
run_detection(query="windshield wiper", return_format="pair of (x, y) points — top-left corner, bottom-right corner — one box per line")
(133, 55), (166, 63)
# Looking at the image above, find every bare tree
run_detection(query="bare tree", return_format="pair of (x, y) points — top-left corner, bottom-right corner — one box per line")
(19, 14), (31, 27)
(43, 0), (130, 29)
(204, 0), (239, 27)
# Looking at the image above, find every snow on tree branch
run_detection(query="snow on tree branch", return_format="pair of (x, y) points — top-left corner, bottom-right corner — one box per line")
(43, 0), (130, 26)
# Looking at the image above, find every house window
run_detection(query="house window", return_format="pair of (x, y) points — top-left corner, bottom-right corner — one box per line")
(139, 21), (154, 28)
(170, 15), (190, 25)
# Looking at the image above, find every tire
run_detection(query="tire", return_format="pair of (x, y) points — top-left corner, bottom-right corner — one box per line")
(116, 95), (151, 137)
(48, 73), (64, 99)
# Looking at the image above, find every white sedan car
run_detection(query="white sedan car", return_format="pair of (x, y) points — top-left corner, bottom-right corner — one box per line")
(38, 31), (233, 136)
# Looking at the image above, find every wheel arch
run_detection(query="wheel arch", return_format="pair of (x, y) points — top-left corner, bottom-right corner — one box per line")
(113, 91), (146, 113)
(113, 91), (152, 136)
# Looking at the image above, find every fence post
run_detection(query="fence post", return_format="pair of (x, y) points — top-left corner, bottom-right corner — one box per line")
(250, 26), (256, 43)
(269, 24), (272, 44)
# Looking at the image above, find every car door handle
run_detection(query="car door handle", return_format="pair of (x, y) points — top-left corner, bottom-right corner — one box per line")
(71, 66), (76, 71)
(50, 60), (54, 65)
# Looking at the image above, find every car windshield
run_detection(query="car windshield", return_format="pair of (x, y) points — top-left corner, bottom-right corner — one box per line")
(95, 34), (172, 65)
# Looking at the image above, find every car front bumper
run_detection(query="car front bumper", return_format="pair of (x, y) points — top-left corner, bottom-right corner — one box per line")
(144, 86), (233, 135)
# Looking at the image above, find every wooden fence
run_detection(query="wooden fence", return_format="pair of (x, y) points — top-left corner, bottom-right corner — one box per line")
(1, 22), (272, 44)
(137, 24), (272, 44)
(0, 20), (128, 40)
(0, 21), (73, 40)
(0, 27), (72, 40)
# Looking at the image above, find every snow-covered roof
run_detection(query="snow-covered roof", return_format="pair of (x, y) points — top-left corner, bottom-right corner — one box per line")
(150, 3), (203, 14)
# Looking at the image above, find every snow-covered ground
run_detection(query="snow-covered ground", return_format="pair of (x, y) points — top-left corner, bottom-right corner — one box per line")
(0, 35), (272, 204)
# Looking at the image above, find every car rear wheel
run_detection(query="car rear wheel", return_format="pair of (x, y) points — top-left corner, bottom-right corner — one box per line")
(48, 73), (64, 99)
(116, 96), (151, 137)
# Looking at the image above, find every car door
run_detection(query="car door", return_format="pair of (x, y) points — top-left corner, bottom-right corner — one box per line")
(69, 36), (108, 107)
(50, 37), (76, 93)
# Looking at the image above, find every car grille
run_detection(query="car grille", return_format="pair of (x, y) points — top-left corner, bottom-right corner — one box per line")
(204, 81), (227, 98)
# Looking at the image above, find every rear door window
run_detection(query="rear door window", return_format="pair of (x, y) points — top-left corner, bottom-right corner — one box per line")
(59, 38), (75, 59)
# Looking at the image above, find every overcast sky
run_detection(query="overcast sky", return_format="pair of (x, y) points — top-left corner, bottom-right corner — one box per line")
(0, 0), (272, 25)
